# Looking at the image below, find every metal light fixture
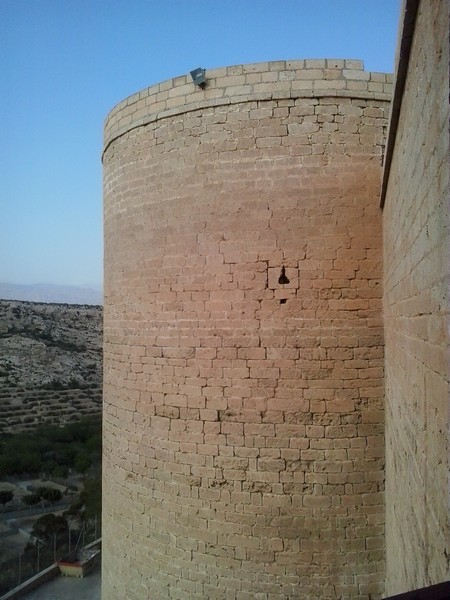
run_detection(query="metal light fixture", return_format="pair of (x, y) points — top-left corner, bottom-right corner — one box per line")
(190, 67), (207, 89)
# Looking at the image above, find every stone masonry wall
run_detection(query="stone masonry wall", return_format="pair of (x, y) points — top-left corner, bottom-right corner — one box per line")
(103, 61), (391, 599)
(383, 1), (450, 595)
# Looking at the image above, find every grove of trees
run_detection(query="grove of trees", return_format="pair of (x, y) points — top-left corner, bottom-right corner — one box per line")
(0, 416), (101, 479)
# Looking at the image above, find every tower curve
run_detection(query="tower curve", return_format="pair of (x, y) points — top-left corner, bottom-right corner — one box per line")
(102, 59), (392, 600)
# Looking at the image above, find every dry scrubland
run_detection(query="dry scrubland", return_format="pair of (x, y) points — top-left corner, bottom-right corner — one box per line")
(0, 301), (103, 595)
(0, 300), (102, 434)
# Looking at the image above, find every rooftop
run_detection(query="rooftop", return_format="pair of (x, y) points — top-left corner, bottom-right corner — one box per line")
(5, 564), (101, 600)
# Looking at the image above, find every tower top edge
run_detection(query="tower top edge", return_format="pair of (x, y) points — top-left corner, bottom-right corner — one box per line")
(103, 58), (393, 155)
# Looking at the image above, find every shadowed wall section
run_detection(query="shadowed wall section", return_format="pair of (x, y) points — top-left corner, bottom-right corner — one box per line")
(102, 61), (391, 600)
(382, 0), (450, 594)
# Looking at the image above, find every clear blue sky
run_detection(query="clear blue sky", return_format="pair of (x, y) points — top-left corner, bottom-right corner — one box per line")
(1, 0), (401, 289)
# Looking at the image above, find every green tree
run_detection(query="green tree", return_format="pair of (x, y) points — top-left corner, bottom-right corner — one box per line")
(31, 513), (68, 543)
(80, 477), (101, 520)
(74, 451), (92, 474)
(36, 487), (63, 505)
(51, 464), (69, 478)
(0, 415), (101, 478)
(85, 431), (102, 457)
(66, 477), (101, 522)
(0, 490), (13, 509)
(17, 452), (41, 475)
(0, 454), (18, 477)
(22, 493), (41, 508)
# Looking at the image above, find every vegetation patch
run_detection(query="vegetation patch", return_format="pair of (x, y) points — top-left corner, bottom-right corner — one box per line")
(0, 416), (101, 478)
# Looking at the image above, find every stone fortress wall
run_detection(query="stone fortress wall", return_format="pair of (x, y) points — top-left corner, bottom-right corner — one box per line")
(103, 61), (391, 600)
(382, 0), (449, 594)
(102, 2), (449, 597)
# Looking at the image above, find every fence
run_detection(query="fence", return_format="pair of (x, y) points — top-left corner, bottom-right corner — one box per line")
(0, 518), (100, 597)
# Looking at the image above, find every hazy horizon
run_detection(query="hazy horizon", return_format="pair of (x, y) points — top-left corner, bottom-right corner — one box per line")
(0, 281), (103, 305)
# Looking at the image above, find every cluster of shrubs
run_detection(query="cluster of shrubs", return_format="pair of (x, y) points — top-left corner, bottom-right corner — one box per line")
(1, 485), (68, 508)
(0, 416), (101, 478)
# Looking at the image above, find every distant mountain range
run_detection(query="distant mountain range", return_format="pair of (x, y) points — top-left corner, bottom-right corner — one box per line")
(0, 282), (103, 305)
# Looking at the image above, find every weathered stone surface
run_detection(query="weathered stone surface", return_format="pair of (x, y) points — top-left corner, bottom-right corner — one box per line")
(103, 61), (389, 600)
(383, 0), (450, 594)
(102, 7), (449, 596)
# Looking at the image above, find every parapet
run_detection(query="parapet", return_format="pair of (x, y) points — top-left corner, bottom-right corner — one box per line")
(103, 59), (392, 155)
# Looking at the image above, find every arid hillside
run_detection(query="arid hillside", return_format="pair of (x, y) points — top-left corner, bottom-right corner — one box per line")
(0, 300), (102, 434)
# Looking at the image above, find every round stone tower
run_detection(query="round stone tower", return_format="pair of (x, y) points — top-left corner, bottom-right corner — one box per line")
(102, 60), (391, 600)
